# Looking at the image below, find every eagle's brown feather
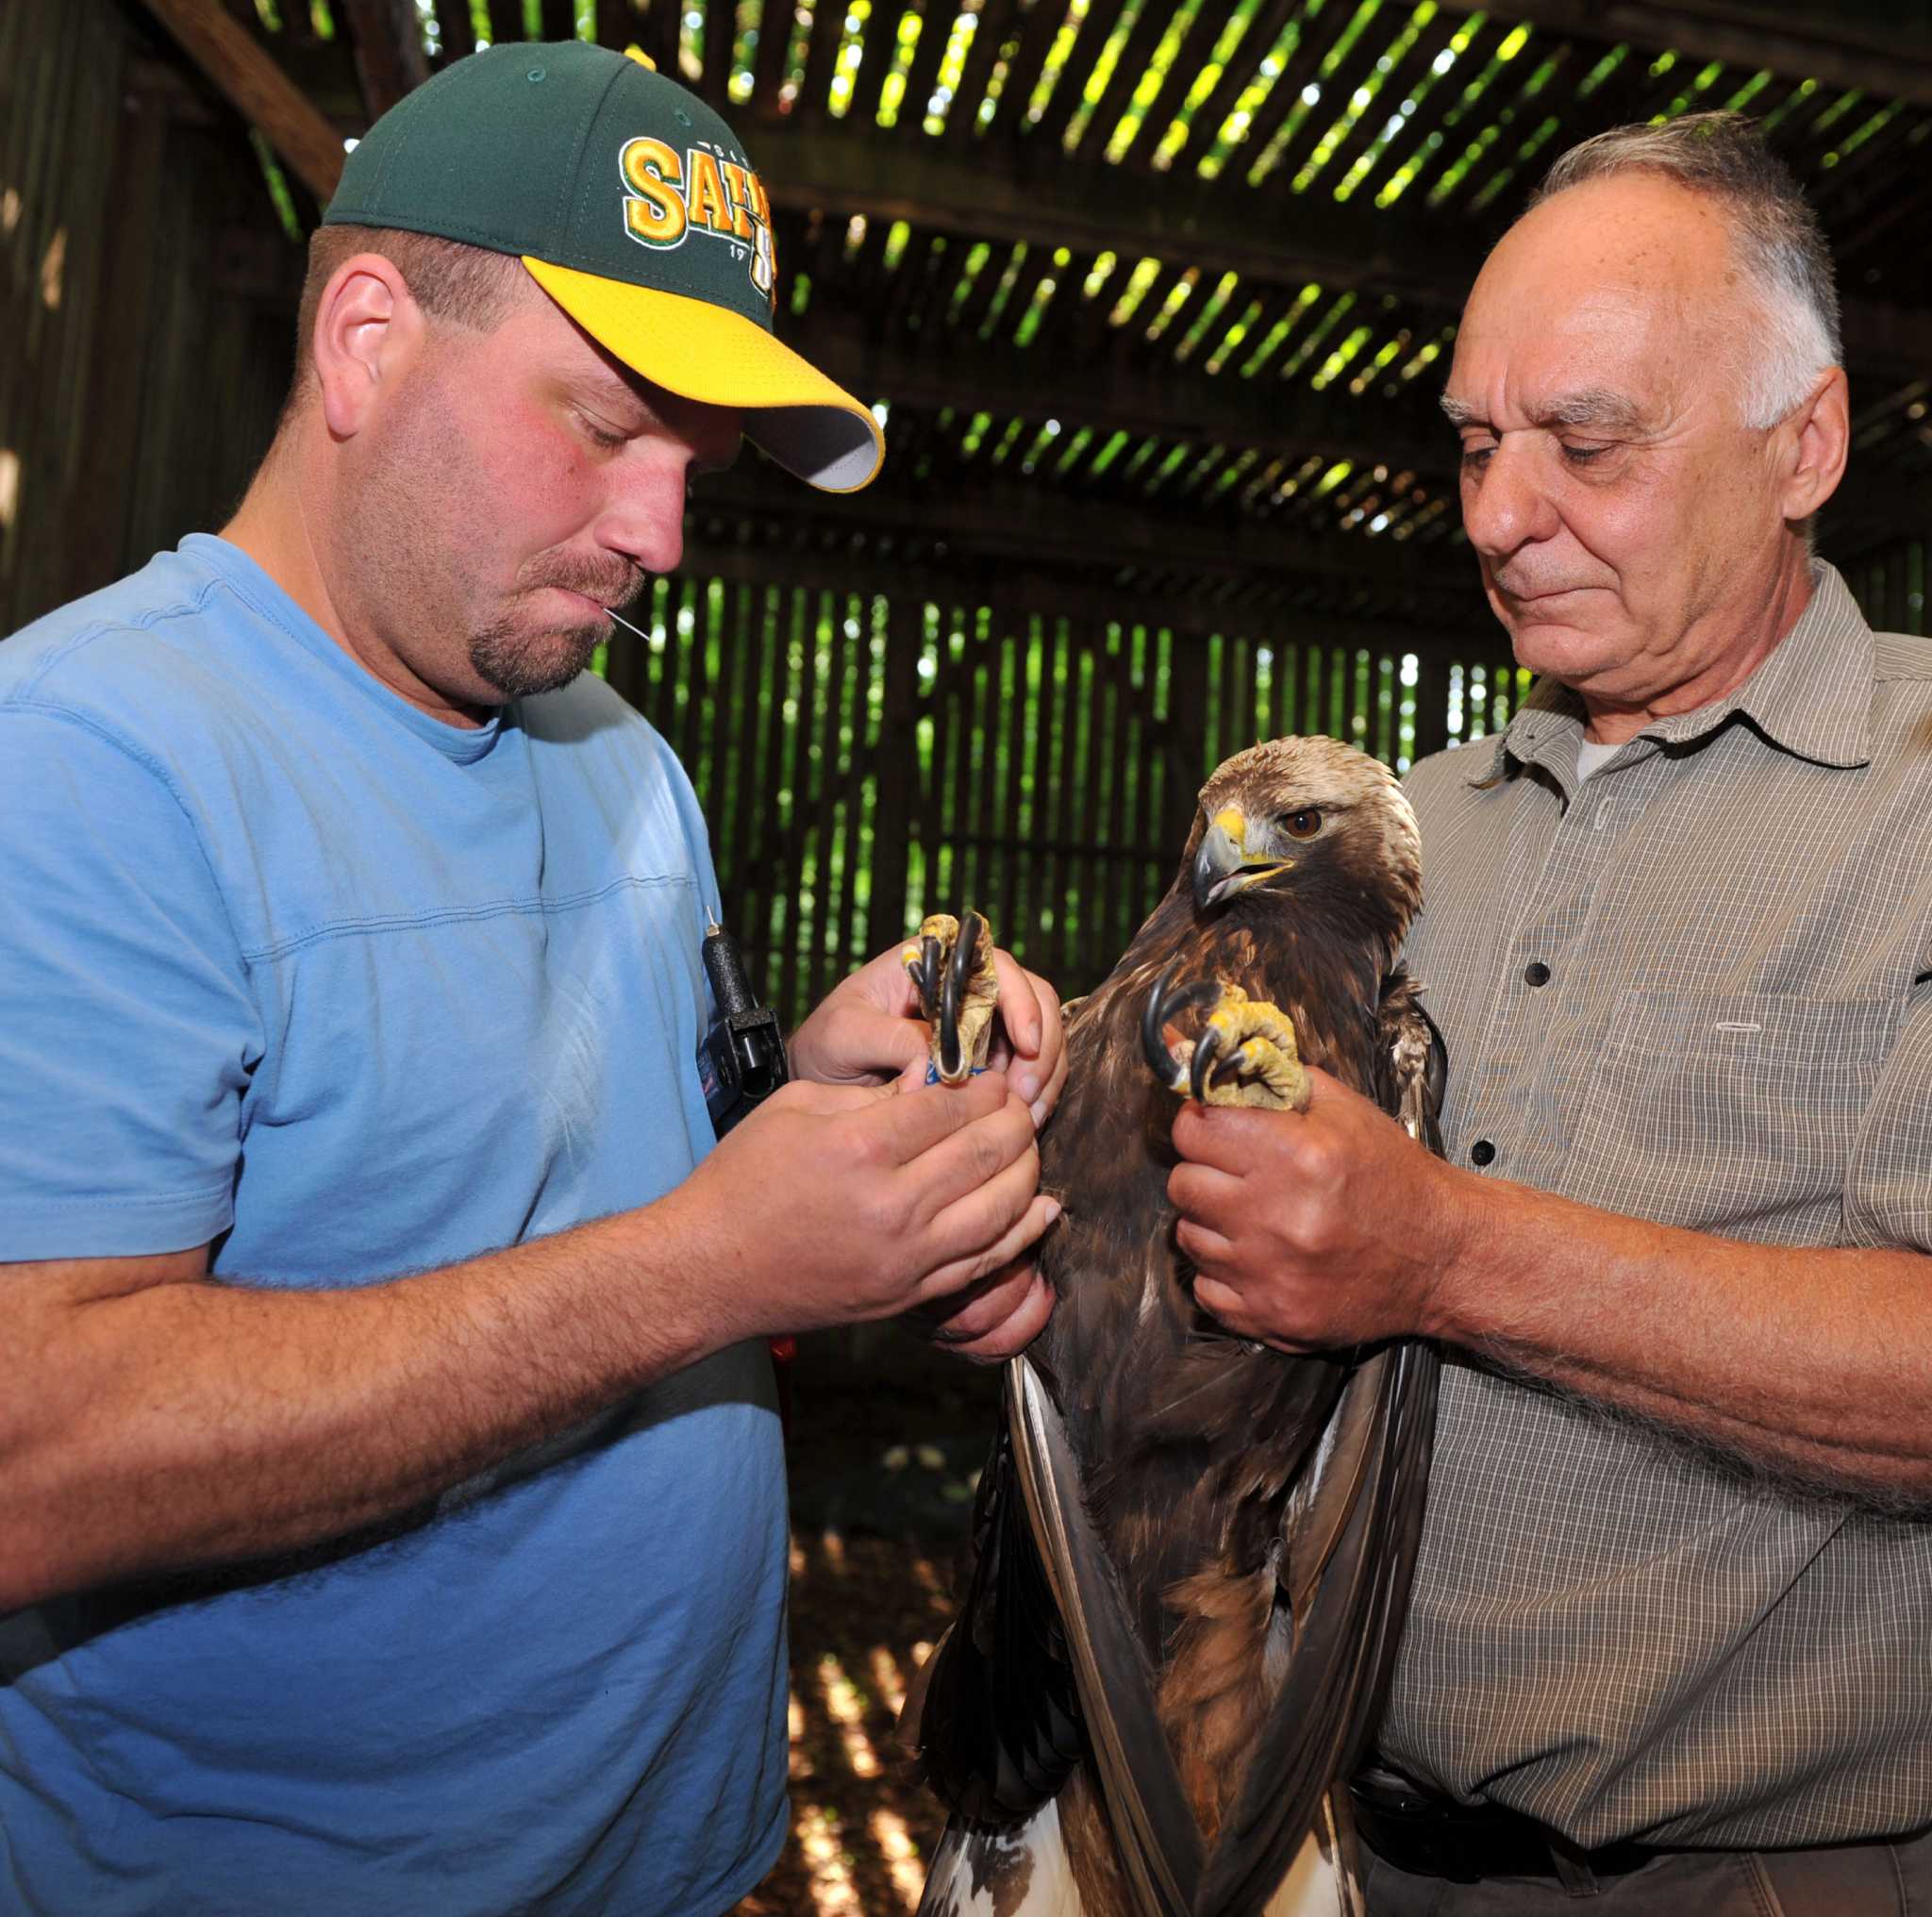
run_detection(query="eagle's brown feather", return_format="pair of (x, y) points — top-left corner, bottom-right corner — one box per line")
(912, 737), (1443, 1917)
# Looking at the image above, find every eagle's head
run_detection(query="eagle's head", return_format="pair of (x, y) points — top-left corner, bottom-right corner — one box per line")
(1185, 735), (1423, 951)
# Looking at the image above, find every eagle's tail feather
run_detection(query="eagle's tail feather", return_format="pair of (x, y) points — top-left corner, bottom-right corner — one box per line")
(919, 1804), (1086, 1917)
(1197, 1339), (1440, 1917)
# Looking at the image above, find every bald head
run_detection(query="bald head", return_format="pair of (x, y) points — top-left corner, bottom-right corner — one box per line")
(1441, 146), (1849, 735)
(1465, 172), (1770, 435)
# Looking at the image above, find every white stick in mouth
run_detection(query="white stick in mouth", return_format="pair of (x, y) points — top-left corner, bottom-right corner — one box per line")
(604, 606), (651, 642)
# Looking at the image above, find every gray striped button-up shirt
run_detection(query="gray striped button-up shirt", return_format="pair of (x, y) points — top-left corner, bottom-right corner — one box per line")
(1378, 563), (1932, 1849)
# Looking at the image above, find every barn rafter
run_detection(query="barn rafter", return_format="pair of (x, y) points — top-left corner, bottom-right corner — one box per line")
(130, 0), (1932, 618)
(10, 0), (1932, 1017)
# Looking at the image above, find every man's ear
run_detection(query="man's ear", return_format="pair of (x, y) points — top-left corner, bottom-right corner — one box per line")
(1778, 364), (1849, 525)
(312, 254), (425, 440)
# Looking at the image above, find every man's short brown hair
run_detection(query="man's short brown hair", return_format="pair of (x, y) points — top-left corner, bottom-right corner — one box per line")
(282, 225), (531, 416)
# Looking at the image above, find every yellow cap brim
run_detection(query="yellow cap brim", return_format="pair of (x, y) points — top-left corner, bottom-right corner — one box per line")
(522, 256), (883, 493)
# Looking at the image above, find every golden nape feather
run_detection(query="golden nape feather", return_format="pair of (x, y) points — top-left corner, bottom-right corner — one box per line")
(903, 735), (1445, 1917)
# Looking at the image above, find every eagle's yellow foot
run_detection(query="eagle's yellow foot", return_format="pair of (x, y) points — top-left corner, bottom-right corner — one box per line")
(901, 910), (999, 1084)
(1141, 968), (1311, 1111)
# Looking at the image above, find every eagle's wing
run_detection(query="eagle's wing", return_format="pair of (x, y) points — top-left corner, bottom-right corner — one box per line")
(1194, 971), (1446, 1916)
(911, 1358), (1206, 1917)
(910, 942), (1447, 1917)
(904, 1412), (1085, 1825)
(1374, 969), (1447, 1154)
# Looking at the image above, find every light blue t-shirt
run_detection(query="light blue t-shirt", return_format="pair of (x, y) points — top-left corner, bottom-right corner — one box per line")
(0, 536), (789, 1914)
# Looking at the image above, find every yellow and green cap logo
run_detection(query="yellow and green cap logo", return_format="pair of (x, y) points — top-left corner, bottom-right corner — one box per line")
(324, 42), (882, 492)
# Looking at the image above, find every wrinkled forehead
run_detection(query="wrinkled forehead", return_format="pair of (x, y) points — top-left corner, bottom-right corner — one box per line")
(1450, 176), (1744, 418)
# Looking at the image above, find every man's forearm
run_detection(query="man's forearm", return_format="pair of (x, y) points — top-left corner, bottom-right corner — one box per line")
(1, 1200), (733, 1609)
(1436, 1175), (1932, 1502)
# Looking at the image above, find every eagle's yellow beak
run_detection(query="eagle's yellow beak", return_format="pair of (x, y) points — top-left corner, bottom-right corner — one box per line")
(1192, 806), (1291, 912)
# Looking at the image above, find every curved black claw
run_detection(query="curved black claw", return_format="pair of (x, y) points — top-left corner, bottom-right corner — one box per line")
(910, 935), (944, 1025)
(1141, 966), (1222, 1093)
(937, 910), (986, 1081)
(1190, 1020), (1227, 1104)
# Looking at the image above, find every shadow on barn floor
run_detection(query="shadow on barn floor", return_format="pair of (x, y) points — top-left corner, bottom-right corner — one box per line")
(733, 1326), (1004, 1916)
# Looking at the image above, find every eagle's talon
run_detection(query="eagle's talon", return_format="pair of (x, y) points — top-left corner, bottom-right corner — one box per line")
(1141, 966), (1220, 1093)
(1143, 971), (1310, 1110)
(904, 910), (999, 1084)
(1188, 1019), (1226, 1104)
(906, 934), (945, 1025)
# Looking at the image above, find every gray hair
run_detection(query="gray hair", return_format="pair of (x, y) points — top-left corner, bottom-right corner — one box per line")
(1530, 112), (1840, 430)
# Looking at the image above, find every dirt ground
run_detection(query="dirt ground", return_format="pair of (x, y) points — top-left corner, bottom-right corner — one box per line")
(732, 1329), (1004, 1916)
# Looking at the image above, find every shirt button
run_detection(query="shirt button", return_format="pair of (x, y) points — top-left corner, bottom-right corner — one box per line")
(1524, 961), (1551, 987)
(1471, 1140), (1497, 1167)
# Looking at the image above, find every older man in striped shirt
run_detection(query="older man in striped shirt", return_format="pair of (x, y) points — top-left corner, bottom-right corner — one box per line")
(1166, 113), (1932, 1912)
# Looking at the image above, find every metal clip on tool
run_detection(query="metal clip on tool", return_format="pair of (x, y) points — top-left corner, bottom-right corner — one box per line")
(698, 920), (790, 1137)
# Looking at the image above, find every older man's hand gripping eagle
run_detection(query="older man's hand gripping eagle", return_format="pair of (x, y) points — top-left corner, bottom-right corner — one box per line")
(902, 737), (1446, 1917)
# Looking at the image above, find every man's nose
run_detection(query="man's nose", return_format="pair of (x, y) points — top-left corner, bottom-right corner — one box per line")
(597, 448), (691, 577)
(1461, 438), (1557, 558)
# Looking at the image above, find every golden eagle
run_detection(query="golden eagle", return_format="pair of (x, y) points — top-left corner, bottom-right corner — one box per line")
(902, 735), (1444, 1917)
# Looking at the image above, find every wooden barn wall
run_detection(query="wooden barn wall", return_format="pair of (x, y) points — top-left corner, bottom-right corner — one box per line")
(0, 0), (292, 640)
(4, 1), (1925, 1028)
(600, 575), (1530, 1024)
(609, 539), (1929, 1028)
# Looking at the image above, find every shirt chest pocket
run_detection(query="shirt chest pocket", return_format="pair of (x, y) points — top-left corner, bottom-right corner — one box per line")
(1566, 988), (1897, 1237)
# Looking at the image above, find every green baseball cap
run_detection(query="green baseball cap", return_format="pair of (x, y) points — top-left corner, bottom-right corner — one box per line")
(324, 41), (882, 492)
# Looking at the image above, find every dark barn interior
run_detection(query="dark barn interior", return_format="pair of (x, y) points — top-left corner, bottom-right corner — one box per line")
(5, 0), (1931, 1902)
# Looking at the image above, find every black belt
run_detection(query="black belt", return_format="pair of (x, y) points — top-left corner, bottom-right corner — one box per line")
(1350, 1764), (1661, 1885)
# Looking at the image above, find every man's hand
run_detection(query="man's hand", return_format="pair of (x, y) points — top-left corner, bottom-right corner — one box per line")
(672, 1071), (1059, 1341)
(1168, 1066), (1478, 1352)
(788, 942), (1069, 1130)
(914, 1255), (1055, 1363)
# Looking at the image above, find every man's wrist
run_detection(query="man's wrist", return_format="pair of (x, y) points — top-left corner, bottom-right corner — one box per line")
(1414, 1159), (1505, 1344)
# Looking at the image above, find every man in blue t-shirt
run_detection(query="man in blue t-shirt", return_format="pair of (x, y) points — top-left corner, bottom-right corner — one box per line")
(0, 45), (1063, 1917)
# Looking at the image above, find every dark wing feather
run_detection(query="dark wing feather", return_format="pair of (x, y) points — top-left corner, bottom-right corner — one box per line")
(1201, 1341), (1439, 1916)
(1196, 970), (1445, 1912)
(908, 1415), (1085, 1822)
(1007, 1356), (1207, 1917)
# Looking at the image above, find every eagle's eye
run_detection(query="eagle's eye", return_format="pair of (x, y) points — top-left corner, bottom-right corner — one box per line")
(1284, 808), (1324, 840)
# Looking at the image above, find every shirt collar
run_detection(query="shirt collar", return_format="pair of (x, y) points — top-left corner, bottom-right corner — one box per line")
(1472, 561), (1874, 786)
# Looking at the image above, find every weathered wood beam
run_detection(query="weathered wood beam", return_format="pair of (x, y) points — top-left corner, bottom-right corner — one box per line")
(140, 0), (346, 203)
(752, 125), (1932, 380)
(675, 532), (1506, 658)
(791, 315), (1456, 478)
(1438, 0), (1932, 110)
(337, 0), (431, 121)
(756, 125), (1477, 311)
(691, 469), (1491, 609)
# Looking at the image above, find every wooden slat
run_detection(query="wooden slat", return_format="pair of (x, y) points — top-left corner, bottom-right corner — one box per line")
(1163, 0), (1301, 175)
(1027, 0), (1128, 151)
(1059, 0), (1178, 161)
(812, 590), (855, 1004)
(941, 0), (1021, 147)
(1268, 8), (1400, 192)
(980, 0), (1071, 146)
(843, 0), (912, 129)
(433, 0), (474, 61)
(694, 0), (731, 99)
(867, 592), (922, 954)
(796, 0), (848, 123)
(749, 0), (798, 115)
(1311, 10), (1466, 194)
(1117, 2), (1226, 171)
(1441, 0), (1932, 108)
(337, 0), (429, 113)
(1230, 0), (1362, 190)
